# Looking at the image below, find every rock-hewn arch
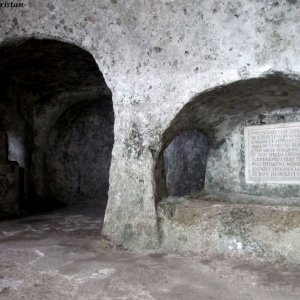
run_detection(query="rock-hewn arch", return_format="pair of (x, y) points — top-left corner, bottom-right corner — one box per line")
(0, 37), (114, 215)
(154, 73), (300, 260)
(155, 72), (300, 206)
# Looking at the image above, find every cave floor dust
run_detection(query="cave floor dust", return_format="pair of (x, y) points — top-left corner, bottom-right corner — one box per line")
(0, 205), (299, 300)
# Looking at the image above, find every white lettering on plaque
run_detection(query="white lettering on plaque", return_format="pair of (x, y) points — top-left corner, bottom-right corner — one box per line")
(244, 122), (300, 184)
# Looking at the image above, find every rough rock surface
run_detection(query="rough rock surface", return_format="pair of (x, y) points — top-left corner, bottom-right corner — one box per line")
(158, 196), (300, 263)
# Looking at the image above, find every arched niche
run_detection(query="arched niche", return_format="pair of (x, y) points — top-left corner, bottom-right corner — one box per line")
(155, 73), (300, 207)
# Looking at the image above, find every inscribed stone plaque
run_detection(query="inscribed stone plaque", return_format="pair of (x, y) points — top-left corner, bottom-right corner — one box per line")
(244, 122), (300, 184)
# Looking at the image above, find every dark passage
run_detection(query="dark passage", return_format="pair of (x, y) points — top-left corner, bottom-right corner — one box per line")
(0, 38), (114, 218)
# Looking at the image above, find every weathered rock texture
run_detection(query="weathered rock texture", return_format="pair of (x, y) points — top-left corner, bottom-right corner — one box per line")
(158, 197), (300, 264)
(1, 0), (300, 262)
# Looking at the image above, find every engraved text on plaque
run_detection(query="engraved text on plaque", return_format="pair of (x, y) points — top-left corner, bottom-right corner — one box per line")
(244, 122), (300, 184)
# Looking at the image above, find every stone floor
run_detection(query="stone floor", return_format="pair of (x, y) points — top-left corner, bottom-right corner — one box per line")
(0, 205), (299, 300)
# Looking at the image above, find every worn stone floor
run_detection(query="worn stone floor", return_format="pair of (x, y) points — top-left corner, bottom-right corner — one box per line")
(0, 205), (299, 300)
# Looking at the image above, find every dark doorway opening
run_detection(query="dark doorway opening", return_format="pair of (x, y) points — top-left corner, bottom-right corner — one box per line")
(0, 38), (114, 219)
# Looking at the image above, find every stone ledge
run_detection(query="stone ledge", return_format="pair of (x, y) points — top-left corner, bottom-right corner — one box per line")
(158, 196), (300, 264)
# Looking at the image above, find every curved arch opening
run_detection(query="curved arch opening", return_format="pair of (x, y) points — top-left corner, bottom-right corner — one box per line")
(0, 38), (114, 219)
(155, 73), (300, 207)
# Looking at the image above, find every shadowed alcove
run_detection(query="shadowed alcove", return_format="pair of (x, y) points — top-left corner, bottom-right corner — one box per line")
(155, 73), (300, 207)
(0, 38), (114, 218)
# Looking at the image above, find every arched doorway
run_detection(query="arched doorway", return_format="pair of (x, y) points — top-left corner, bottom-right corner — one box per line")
(0, 38), (114, 219)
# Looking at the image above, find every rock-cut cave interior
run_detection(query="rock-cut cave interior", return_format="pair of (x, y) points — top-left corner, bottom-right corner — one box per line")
(0, 2), (300, 299)
(0, 39), (114, 217)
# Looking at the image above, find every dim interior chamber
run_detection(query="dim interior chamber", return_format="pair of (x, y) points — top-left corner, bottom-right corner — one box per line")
(0, 38), (114, 217)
